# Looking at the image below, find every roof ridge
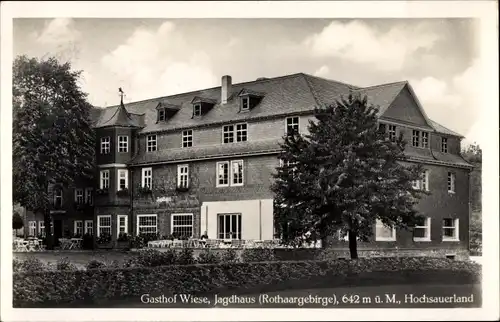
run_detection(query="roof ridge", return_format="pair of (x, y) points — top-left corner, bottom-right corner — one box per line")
(103, 72), (309, 110)
(356, 80), (408, 91)
(301, 73), (359, 90)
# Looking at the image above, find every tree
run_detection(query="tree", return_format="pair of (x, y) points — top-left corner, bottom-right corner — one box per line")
(13, 55), (96, 249)
(461, 143), (482, 255)
(13, 212), (24, 230)
(272, 94), (427, 259)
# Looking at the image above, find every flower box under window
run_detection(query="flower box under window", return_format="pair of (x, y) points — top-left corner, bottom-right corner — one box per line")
(96, 188), (109, 196)
(137, 186), (153, 196)
(176, 183), (190, 192)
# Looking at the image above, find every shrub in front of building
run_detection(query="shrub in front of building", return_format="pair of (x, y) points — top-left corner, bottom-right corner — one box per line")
(13, 257), (481, 307)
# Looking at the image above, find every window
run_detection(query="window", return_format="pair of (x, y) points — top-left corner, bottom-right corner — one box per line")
(223, 125), (234, 144)
(74, 220), (83, 236)
(223, 123), (247, 144)
(193, 104), (201, 117)
(412, 130), (429, 148)
(216, 161), (229, 187)
(28, 221), (36, 236)
(375, 219), (396, 241)
(100, 137), (110, 154)
(442, 218), (459, 241)
(141, 167), (152, 188)
(53, 188), (63, 208)
(413, 217), (431, 241)
(171, 213), (193, 238)
(177, 164), (189, 188)
(412, 170), (429, 191)
(137, 215), (157, 234)
(231, 160), (244, 186)
(412, 130), (420, 147)
(158, 109), (166, 121)
(279, 159), (298, 174)
(421, 170), (429, 191)
(118, 136), (128, 153)
(421, 132), (429, 148)
(236, 123), (247, 142)
(85, 188), (93, 205)
(182, 130), (193, 148)
(218, 213), (242, 239)
(117, 215), (128, 236)
(74, 188), (84, 204)
(117, 169), (128, 191)
(97, 215), (111, 237)
(388, 125), (397, 142)
(38, 221), (45, 236)
(241, 97), (250, 110)
(441, 137), (448, 153)
(286, 117), (299, 135)
(84, 220), (93, 235)
(448, 172), (455, 193)
(147, 135), (157, 152)
(100, 170), (109, 190)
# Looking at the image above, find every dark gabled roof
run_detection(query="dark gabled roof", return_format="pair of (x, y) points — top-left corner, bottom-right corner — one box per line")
(129, 139), (282, 165)
(91, 72), (465, 139)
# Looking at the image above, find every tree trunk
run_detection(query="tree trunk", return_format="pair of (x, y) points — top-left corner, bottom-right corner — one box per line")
(321, 235), (329, 249)
(348, 230), (358, 259)
(44, 209), (54, 250)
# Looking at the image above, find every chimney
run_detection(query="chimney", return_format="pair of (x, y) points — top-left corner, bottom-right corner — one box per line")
(221, 75), (232, 105)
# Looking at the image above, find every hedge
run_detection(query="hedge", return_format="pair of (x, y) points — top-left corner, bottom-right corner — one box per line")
(13, 257), (481, 307)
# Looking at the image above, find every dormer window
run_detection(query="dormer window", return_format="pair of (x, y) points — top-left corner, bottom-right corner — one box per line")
(241, 97), (250, 111)
(193, 104), (202, 117)
(156, 101), (181, 123)
(191, 96), (216, 118)
(238, 88), (265, 112)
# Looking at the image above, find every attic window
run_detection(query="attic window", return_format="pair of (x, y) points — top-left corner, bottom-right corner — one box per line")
(158, 109), (166, 121)
(238, 89), (264, 112)
(241, 97), (250, 111)
(193, 104), (202, 117)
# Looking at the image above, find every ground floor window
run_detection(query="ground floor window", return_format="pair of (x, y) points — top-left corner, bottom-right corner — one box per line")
(84, 220), (93, 235)
(38, 221), (45, 236)
(413, 217), (431, 241)
(171, 213), (193, 238)
(217, 213), (242, 239)
(74, 220), (83, 236)
(117, 215), (128, 236)
(137, 214), (157, 235)
(375, 219), (396, 241)
(97, 215), (112, 237)
(442, 218), (459, 241)
(28, 221), (36, 236)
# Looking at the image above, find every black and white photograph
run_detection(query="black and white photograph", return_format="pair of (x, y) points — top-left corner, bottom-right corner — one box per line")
(1, 1), (498, 321)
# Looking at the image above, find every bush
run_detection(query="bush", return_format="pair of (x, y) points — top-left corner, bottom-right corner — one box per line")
(56, 258), (77, 271)
(13, 257), (481, 307)
(86, 260), (107, 270)
(241, 248), (276, 263)
(13, 257), (47, 273)
(197, 249), (221, 264)
(129, 249), (178, 267)
(177, 248), (196, 265)
(220, 248), (240, 263)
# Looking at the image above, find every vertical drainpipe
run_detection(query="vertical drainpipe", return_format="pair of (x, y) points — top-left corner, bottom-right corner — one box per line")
(130, 168), (134, 236)
(259, 200), (262, 240)
(205, 205), (208, 235)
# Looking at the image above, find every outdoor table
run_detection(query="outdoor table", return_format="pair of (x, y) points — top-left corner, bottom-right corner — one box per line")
(70, 238), (83, 250)
(13, 239), (29, 252)
(59, 238), (72, 250)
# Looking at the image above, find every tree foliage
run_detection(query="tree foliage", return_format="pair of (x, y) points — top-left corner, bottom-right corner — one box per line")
(271, 94), (427, 258)
(461, 143), (482, 164)
(13, 55), (96, 246)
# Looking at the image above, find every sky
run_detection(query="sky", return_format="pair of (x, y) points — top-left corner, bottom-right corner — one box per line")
(13, 18), (482, 146)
